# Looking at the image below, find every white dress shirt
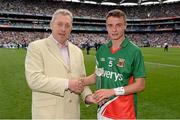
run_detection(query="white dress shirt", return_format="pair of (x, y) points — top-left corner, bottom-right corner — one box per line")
(50, 34), (70, 89)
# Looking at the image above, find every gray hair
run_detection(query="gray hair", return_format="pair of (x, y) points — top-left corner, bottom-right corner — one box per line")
(51, 9), (73, 23)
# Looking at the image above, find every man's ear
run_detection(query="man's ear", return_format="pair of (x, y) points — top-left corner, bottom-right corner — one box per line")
(50, 21), (53, 30)
(124, 23), (127, 30)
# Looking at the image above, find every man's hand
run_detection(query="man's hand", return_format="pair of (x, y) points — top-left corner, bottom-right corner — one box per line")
(85, 94), (108, 106)
(93, 89), (115, 103)
(85, 94), (96, 104)
(68, 79), (84, 94)
(98, 98), (108, 106)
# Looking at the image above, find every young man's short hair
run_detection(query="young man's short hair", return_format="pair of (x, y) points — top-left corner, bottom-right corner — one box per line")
(106, 9), (127, 23)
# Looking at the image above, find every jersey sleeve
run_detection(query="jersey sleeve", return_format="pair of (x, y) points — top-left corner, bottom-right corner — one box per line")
(95, 46), (104, 89)
(95, 45), (103, 68)
(132, 49), (146, 79)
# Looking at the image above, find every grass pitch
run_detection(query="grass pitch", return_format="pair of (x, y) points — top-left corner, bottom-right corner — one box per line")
(0, 47), (180, 119)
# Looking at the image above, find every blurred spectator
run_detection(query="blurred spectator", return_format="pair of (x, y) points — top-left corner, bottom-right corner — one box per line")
(0, 0), (179, 19)
(0, 0), (179, 48)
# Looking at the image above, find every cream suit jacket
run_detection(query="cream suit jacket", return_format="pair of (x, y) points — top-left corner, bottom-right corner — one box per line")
(25, 36), (92, 119)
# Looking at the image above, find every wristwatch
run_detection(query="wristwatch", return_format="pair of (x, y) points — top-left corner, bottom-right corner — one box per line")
(113, 87), (125, 96)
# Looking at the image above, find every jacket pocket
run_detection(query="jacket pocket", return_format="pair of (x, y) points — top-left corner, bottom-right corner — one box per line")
(32, 99), (57, 119)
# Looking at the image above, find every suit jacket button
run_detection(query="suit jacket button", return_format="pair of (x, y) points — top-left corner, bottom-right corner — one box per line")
(69, 99), (72, 103)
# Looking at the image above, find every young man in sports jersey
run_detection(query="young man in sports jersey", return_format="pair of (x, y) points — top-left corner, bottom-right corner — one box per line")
(82, 9), (146, 119)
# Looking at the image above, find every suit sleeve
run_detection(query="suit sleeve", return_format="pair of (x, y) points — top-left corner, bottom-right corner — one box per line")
(25, 42), (67, 97)
(79, 50), (92, 101)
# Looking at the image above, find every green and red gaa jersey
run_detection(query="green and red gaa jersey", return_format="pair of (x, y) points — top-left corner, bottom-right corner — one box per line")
(95, 37), (146, 119)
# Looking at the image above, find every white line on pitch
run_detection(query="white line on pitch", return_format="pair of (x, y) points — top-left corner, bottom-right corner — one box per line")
(145, 62), (180, 68)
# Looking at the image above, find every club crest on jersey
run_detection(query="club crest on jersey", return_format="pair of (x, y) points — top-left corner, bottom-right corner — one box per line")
(117, 58), (125, 67)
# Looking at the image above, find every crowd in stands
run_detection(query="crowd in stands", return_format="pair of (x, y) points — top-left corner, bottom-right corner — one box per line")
(0, 31), (179, 49)
(0, 0), (179, 48)
(0, 31), (48, 48)
(128, 33), (179, 47)
(0, 20), (177, 35)
(0, 0), (179, 19)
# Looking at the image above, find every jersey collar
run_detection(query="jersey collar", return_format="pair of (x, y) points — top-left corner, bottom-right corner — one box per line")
(107, 36), (130, 48)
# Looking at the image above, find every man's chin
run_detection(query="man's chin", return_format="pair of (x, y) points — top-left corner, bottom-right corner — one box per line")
(111, 37), (120, 41)
(59, 36), (67, 41)
(110, 35), (123, 41)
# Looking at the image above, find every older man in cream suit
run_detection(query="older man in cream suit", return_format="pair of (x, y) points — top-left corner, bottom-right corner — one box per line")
(25, 9), (94, 119)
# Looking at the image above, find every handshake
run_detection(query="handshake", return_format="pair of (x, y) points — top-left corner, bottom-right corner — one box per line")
(68, 78), (110, 105)
(68, 78), (87, 94)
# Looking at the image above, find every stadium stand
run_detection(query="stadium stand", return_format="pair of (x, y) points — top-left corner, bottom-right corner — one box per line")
(0, 0), (179, 48)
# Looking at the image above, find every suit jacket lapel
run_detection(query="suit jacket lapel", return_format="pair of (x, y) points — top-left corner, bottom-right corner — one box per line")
(68, 42), (75, 71)
(45, 37), (70, 70)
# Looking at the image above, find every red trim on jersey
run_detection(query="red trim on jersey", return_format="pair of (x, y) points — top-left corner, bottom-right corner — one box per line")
(111, 47), (121, 54)
(101, 76), (136, 119)
(129, 76), (134, 84)
(102, 95), (136, 119)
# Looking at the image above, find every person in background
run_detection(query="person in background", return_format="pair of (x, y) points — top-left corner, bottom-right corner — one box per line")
(164, 42), (168, 52)
(25, 9), (94, 119)
(86, 41), (91, 55)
